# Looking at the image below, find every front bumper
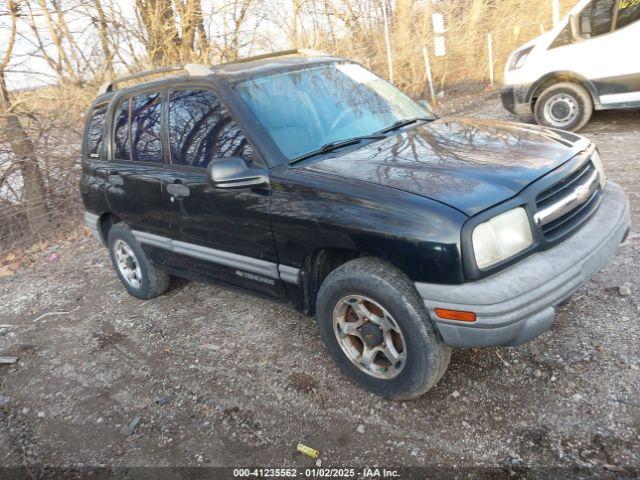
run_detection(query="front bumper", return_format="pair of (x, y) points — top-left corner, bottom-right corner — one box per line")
(500, 84), (531, 116)
(416, 182), (630, 348)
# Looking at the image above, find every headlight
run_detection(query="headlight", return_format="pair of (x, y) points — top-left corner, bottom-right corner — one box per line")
(509, 46), (533, 71)
(472, 207), (534, 269)
(590, 149), (607, 189)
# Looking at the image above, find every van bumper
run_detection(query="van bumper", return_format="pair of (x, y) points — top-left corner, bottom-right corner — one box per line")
(415, 182), (630, 348)
(501, 85), (531, 115)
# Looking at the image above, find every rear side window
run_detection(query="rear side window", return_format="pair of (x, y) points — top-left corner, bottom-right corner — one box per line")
(168, 89), (253, 168)
(86, 104), (107, 159)
(131, 93), (163, 163)
(113, 98), (131, 160)
(579, 0), (615, 37)
(617, 0), (640, 29)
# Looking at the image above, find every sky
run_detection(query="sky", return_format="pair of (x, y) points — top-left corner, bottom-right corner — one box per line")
(0, 0), (293, 90)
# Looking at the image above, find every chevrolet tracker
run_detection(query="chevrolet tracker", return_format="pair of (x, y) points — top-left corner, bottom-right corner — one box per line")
(81, 51), (630, 399)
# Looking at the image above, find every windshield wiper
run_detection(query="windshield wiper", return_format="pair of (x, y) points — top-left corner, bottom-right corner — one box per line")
(377, 117), (432, 134)
(289, 134), (386, 165)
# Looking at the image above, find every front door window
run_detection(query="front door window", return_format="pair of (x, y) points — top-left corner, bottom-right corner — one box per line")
(579, 0), (616, 37)
(168, 89), (253, 168)
(616, 0), (640, 29)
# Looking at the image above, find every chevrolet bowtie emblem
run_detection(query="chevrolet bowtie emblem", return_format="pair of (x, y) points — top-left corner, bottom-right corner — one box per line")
(575, 183), (590, 203)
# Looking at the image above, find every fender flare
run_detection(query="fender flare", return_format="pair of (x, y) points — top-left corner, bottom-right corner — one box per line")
(526, 71), (601, 108)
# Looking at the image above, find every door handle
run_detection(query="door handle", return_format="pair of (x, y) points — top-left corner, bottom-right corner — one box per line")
(166, 182), (190, 197)
(107, 173), (124, 186)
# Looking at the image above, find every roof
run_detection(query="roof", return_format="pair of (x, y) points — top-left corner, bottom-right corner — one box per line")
(211, 55), (340, 81)
(97, 50), (342, 95)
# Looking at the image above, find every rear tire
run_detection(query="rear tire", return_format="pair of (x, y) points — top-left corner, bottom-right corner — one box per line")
(534, 82), (593, 132)
(316, 257), (451, 400)
(107, 223), (170, 300)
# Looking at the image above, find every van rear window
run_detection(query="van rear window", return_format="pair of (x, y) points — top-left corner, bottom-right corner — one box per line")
(86, 104), (107, 159)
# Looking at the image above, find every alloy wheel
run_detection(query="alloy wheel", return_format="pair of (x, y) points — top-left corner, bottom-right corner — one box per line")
(113, 239), (142, 289)
(332, 295), (407, 379)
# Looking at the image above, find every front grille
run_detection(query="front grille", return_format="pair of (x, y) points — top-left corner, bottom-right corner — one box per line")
(535, 158), (602, 240)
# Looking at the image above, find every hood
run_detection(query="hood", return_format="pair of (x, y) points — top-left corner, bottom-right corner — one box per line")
(305, 118), (590, 216)
(516, 32), (548, 51)
(507, 28), (564, 55)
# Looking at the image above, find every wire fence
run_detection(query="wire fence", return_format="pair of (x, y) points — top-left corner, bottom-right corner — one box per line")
(0, 106), (84, 256)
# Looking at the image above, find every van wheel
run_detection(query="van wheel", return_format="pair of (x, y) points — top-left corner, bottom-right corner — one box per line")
(107, 223), (170, 300)
(534, 82), (593, 131)
(316, 257), (451, 400)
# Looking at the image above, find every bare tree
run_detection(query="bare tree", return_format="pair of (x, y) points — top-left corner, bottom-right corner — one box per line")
(134, 0), (209, 65)
(0, 1), (49, 232)
(222, 0), (254, 61)
(93, 0), (114, 76)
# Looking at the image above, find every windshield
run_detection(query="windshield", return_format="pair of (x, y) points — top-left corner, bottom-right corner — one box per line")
(233, 62), (433, 161)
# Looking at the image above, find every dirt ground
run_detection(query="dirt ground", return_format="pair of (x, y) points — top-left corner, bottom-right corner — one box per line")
(1, 95), (639, 478)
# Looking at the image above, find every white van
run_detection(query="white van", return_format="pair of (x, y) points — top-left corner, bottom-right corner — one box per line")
(502, 0), (640, 131)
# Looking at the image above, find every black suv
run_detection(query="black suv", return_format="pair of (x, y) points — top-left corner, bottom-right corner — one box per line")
(81, 51), (630, 400)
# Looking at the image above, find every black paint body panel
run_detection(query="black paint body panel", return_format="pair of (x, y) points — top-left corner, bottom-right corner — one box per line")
(269, 165), (467, 285)
(305, 118), (589, 216)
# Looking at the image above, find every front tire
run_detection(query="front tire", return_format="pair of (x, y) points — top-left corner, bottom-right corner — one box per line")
(316, 258), (451, 400)
(107, 223), (170, 300)
(534, 82), (593, 132)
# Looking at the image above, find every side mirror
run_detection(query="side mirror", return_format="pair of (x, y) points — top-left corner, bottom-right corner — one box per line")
(568, 13), (580, 41)
(418, 99), (439, 118)
(207, 157), (269, 189)
(419, 99), (433, 111)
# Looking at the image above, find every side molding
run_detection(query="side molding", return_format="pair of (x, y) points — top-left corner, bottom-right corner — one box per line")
(132, 230), (300, 285)
(278, 265), (300, 285)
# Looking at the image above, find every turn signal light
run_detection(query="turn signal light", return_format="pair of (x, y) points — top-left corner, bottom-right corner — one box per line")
(434, 308), (477, 322)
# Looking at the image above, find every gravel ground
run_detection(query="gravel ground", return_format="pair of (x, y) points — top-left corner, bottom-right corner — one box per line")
(0, 95), (639, 478)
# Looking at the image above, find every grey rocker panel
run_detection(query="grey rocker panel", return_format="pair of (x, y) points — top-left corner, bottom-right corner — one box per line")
(85, 212), (102, 243)
(132, 230), (300, 284)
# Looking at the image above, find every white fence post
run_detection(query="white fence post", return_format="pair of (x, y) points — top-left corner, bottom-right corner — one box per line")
(487, 33), (494, 87)
(422, 45), (437, 106)
(381, 0), (394, 83)
(552, 0), (560, 26)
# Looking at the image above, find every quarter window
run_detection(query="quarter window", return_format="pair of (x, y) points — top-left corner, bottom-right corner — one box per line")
(579, 0), (615, 37)
(616, 0), (640, 29)
(131, 93), (163, 163)
(168, 89), (252, 168)
(550, 25), (572, 48)
(113, 98), (131, 161)
(86, 103), (107, 159)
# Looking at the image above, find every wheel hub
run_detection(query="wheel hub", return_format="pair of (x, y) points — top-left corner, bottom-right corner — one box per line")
(125, 257), (136, 270)
(543, 93), (578, 127)
(551, 101), (570, 120)
(359, 321), (383, 347)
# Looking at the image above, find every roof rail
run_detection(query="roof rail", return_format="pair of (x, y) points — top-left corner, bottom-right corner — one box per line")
(217, 49), (327, 66)
(97, 50), (327, 95)
(97, 63), (213, 95)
